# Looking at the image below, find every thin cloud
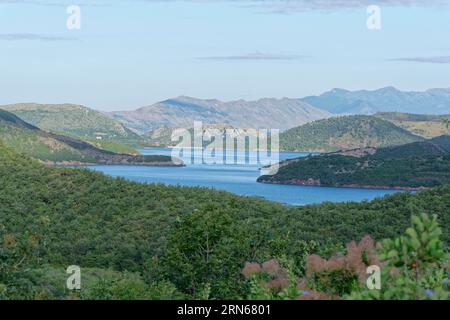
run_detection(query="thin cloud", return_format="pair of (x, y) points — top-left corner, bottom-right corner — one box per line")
(199, 52), (305, 61)
(141, 0), (450, 13)
(3, 0), (450, 11)
(391, 56), (450, 64)
(238, 0), (450, 13)
(0, 0), (108, 6)
(0, 33), (78, 41)
(0, 0), (64, 5)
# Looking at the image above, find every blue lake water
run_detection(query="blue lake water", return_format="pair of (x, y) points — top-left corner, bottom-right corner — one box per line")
(89, 148), (400, 206)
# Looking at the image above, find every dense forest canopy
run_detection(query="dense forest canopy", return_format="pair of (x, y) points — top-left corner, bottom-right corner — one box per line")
(260, 136), (450, 189)
(1, 141), (449, 299)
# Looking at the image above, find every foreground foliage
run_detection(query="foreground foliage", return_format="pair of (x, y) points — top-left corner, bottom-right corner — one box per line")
(243, 214), (449, 300)
(0, 142), (449, 299)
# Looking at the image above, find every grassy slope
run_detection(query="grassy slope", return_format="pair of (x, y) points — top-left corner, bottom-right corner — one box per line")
(375, 112), (450, 139)
(0, 103), (145, 153)
(0, 110), (96, 163)
(0, 109), (173, 164)
(280, 115), (424, 152)
(83, 138), (139, 154)
(259, 136), (450, 189)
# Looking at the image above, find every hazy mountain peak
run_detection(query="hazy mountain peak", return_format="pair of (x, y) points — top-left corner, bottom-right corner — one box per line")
(302, 87), (450, 115)
(170, 95), (206, 102)
(376, 86), (400, 92)
(329, 88), (350, 94)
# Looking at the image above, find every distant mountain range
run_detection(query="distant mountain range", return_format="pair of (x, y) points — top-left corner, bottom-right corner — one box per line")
(302, 87), (450, 115)
(0, 109), (177, 166)
(280, 115), (423, 152)
(110, 96), (332, 134)
(3, 87), (450, 153)
(111, 87), (450, 135)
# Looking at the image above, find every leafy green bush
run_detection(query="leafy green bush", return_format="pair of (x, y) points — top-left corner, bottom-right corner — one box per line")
(349, 213), (449, 300)
(242, 214), (449, 300)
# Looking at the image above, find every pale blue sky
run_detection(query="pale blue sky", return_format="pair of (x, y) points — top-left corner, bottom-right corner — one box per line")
(1, 0), (450, 110)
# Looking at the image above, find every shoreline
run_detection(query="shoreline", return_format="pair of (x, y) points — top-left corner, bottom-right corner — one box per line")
(40, 160), (184, 168)
(258, 179), (432, 191)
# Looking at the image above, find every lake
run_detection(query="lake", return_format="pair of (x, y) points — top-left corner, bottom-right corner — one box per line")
(89, 148), (400, 206)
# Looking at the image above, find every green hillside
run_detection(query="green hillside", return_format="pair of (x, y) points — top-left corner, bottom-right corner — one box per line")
(0, 142), (449, 299)
(375, 112), (450, 139)
(0, 109), (96, 163)
(0, 103), (145, 153)
(0, 109), (176, 165)
(259, 136), (450, 189)
(280, 115), (424, 152)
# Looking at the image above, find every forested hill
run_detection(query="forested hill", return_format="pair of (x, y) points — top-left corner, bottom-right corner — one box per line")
(280, 115), (423, 152)
(0, 109), (176, 166)
(0, 103), (145, 153)
(259, 136), (450, 189)
(1, 141), (449, 299)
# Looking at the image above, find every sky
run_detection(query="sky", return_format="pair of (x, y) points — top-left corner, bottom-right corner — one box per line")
(1, 0), (450, 111)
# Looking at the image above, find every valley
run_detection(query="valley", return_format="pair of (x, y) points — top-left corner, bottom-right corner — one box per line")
(1, 140), (449, 300)
(3, 1), (450, 303)
(91, 148), (398, 205)
(2, 87), (450, 301)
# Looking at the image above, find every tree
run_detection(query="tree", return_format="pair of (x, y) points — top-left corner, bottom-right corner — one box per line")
(162, 203), (250, 299)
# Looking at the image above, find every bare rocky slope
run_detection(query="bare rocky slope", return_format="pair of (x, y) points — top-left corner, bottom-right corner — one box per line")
(110, 96), (332, 134)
